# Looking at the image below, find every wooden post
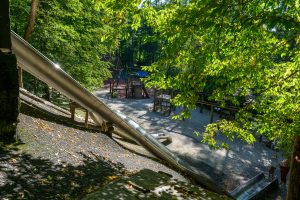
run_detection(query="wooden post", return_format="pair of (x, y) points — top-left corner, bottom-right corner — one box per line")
(84, 111), (89, 128)
(70, 102), (88, 128)
(0, 0), (12, 49)
(200, 94), (204, 113)
(0, 0), (20, 143)
(210, 105), (214, 123)
(18, 68), (24, 88)
(153, 88), (157, 111)
(70, 104), (75, 121)
(109, 79), (112, 95)
(287, 136), (300, 200)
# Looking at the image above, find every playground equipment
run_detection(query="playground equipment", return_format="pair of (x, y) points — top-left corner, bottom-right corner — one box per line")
(11, 31), (228, 196)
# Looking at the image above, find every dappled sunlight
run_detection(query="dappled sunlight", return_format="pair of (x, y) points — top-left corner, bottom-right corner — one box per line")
(0, 146), (125, 199)
(83, 169), (229, 200)
(95, 88), (283, 192)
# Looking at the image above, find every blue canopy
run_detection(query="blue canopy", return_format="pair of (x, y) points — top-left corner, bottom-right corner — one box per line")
(136, 70), (149, 78)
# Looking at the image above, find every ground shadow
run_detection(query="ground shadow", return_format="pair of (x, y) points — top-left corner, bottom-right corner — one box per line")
(0, 146), (126, 199)
(83, 168), (230, 200)
(177, 154), (229, 183)
(20, 102), (99, 133)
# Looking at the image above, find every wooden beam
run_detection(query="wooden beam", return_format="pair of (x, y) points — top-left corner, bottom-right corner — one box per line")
(0, 0), (12, 49)
(210, 105), (214, 123)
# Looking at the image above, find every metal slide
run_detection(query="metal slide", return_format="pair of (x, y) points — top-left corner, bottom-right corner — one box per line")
(11, 31), (229, 196)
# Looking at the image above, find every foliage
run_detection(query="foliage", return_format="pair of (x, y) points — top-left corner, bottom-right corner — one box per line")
(117, 19), (161, 71)
(142, 0), (300, 153)
(10, 0), (132, 90)
(10, 0), (159, 89)
(9, 0), (300, 154)
(105, 0), (162, 79)
(10, 0), (31, 35)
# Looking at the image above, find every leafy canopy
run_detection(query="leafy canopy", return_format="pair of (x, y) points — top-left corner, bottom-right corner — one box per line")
(10, 0), (141, 90)
(142, 0), (300, 152)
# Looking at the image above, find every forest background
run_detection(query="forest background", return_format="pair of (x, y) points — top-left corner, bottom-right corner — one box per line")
(9, 0), (300, 199)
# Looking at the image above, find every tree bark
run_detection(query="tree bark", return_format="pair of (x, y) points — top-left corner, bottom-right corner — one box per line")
(24, 0), (39, 42)
(287, 136), (300, 200)
(0, 0), (20, 143)
(20, 0), (39, 88)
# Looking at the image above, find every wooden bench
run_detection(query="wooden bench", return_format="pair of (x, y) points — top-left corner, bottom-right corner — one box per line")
(197, 100), (238, 123)
(69, 101), (89, 128)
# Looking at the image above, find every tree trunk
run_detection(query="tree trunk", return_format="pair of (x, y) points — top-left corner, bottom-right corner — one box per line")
(20, 0), (39, 88)
(24, 0), (39, 42)
(287, 136), (300, 200)
(0, 0), (20, 143)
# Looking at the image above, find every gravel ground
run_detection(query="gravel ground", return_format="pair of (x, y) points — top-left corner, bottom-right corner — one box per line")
(94, 89), (285, 195)
(0, 103), (187, 199)
(0, 88), (285, 199)
(17, 113), (185, 177)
